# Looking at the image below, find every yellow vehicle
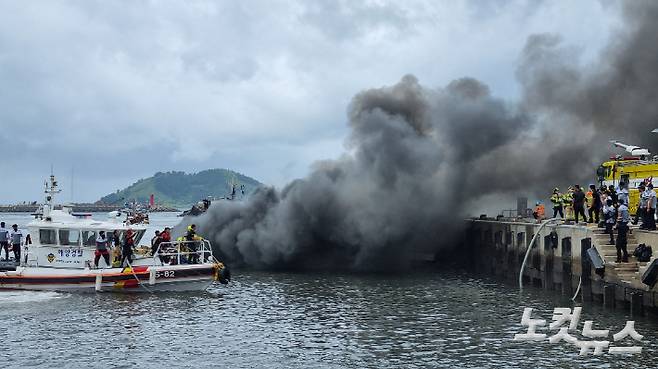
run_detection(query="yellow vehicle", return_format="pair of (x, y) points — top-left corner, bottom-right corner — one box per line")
(597, 141), (657, 215)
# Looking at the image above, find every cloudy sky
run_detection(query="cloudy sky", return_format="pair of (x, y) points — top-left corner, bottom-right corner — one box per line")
(0, 0), (620, 203)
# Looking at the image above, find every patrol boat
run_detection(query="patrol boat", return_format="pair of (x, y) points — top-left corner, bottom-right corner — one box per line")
(0, 175), (230, 293)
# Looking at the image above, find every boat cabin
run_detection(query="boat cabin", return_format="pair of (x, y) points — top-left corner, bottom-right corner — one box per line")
(26, 208), (147, 269)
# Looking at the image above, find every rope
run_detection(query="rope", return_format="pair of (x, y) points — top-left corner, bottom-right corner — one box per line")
(125, 259), (153, 294)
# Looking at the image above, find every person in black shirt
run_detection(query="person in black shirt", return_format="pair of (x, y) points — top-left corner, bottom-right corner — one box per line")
(572, 184), (587, 223)
(121, 229), (135, 267)
(607, 185), (618, 205)
(151, 230), (161, 256)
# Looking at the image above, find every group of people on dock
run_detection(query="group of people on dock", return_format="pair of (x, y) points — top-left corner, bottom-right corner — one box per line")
(534, 181), (657, 263)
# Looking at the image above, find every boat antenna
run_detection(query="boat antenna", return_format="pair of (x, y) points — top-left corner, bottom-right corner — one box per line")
(43, 173), (62, 218)
(70, 165), (74, 203)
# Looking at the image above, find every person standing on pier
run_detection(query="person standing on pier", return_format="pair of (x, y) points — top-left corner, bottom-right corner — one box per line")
(634, 183), (647, 228)
(0, 222), (9, 261)
(645, 183), (657, 231)
(8, 224), (23, 262)
(617, 182), (629, 206)
(587, 184), (601, 224)
(603, 199), (616, 245)
(608, 185), (618, 205)
(572, 185), (587, 224)
(616, 199), (630, 263)
(563, 187), (574, 221)
(550, 188), (563, 218)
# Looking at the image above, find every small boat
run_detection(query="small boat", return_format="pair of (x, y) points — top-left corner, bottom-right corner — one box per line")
(0, 175), (230, 293)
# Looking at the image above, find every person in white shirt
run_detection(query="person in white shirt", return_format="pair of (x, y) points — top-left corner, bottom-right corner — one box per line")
(645, 183), (657, 230)
(8, 224), (23, 262)
(603, 199), (616, 245)
(0, 222), (9, 261)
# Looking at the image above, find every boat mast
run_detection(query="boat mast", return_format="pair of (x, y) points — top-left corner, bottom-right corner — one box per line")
(43, 173), (61, 218)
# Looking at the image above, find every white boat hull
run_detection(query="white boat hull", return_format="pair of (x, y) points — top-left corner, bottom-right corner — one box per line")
(0, 264), (221, 293)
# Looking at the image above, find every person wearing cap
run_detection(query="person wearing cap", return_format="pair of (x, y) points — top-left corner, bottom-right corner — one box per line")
(550, 188), (563, 218)
(645, 183), (657, 231)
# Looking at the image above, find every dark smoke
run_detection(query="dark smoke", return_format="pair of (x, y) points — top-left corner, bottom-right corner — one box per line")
(190, 1), (658, 270)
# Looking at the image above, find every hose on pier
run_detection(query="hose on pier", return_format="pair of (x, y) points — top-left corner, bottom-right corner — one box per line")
(519, 218), (562, 293)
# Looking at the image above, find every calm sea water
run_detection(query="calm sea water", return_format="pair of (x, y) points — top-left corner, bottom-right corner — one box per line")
(1, 213), (658, 368)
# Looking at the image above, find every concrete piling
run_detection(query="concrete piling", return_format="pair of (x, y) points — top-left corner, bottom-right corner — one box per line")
(468, 219), (658, 316)
(603, 284), (615, 308)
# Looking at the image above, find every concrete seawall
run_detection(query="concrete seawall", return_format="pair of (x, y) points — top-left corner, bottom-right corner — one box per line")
(467, 218), (658, 316)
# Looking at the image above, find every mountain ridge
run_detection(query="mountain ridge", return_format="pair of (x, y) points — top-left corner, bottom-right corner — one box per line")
(98, 169), (261, 209)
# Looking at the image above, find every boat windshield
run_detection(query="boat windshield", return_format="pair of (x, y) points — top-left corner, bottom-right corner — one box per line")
(59, 229), (80, 246)
(38, 228), (146, 247)
(81, 231), (97, 246)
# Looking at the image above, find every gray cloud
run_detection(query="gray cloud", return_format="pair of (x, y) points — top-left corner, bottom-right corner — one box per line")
(0, 0), (617, 203)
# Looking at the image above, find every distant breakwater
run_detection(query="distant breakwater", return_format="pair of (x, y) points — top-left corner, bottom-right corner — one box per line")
(0, 204), (179, 213)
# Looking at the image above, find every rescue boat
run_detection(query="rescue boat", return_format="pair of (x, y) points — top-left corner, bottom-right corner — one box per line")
(0, 175), (230, 293)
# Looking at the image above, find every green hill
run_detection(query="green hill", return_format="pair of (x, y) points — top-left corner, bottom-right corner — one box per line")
(98, 169), (261, 209)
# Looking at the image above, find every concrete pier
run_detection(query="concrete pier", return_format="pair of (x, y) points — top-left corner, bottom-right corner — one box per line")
(467, 218), (658, 315)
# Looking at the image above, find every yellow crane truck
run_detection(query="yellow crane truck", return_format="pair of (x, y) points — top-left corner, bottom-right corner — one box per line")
(597, 141), (657, 215)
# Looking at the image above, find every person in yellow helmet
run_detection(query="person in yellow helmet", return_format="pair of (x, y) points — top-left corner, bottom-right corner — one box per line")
(185, 224), (203, 264)
(550, 188), (563, 218)
(563, 187), (574, 221)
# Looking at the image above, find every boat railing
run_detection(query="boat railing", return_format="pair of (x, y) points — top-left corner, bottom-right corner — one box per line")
(152, 240), (216, 265)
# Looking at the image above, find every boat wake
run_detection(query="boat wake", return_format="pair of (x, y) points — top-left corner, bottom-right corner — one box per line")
(0, 290), (69, 305)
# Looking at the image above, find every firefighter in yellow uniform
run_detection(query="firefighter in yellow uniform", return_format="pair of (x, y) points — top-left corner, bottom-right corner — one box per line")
(550, 188), (564, 218)
(563, 187), (574, 221)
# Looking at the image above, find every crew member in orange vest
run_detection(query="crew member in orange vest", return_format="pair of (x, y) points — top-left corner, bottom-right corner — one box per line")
(533, 201), (545, 222)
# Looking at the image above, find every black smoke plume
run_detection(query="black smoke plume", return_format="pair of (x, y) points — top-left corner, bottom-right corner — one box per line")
(189, 1), (658, 270)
